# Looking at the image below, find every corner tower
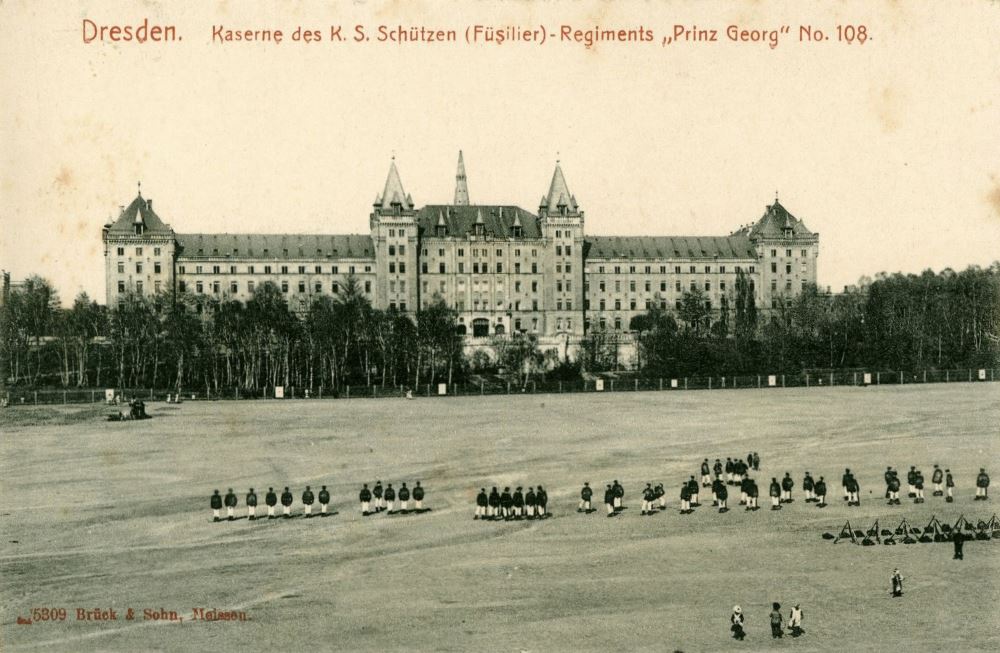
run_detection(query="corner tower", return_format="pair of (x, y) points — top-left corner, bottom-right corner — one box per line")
(538, 160), (585, 336)
(370, 158), (418, 312)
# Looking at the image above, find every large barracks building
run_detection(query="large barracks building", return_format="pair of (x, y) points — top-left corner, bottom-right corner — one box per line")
(102, 154), (819, 338)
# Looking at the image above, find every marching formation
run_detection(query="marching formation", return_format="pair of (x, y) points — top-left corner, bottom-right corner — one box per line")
(475, 485), (550, 520)
(359, 481), (429, 515)
(209, 486), (335, 521)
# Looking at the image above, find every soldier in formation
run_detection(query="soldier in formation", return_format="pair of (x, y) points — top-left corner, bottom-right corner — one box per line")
(475, 488), (487, 519)
(224, 488), (237, 520)
(814, 476), (827, 507)
(280, 486), (293, 517)
(641, 483), (655, 515)
(780, 472), (794, 503)
(713, 458), (723, 480)
(906, 466), (918, 498)
(210, 489), (222, 522)
(360, 483), (373, 515)
(512, 486), (525, 517)
(373, 481), (384, 512)
(769, 478), (782, 510)
(679, 481), (692, 514)
(846, 474), (861, 506)
(946, 469), (955, 502)
(701, 459), (711, 487)
(802, 471), (816, 502)
(301, 486), (315, 517)
(384, 483), (396, 513)
(413, 481), (426, 511)
(975, 468), (990, 500)
(725, 457), (735, 484)
(246, 488), (258, 520)
(687, 476), (700, 506)
(265, 487), (277, 518)
(913, 469), (925, 503)
(318, 485), (331, 515)
(886, 471), (901, 505)
(713, 476), (729, 513)
(931, 464), (944, 496)
(398, 483), (411, 512)
(612, 480), (624, 511)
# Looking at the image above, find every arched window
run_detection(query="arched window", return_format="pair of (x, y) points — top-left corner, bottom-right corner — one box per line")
(472, 318), (489, 337)
(494, 323), (505, 335)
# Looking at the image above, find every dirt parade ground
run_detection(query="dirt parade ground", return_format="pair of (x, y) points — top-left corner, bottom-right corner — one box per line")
(1, 383), (998, 652)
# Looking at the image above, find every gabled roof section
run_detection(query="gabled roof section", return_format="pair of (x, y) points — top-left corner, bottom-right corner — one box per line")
(542, 162), (578, 212)
(747, 199), (814, 239)
(378, 160), (412, 209)
(416, 205), (541, 239)
(584, 235), (758, 260)
(174, 233), (376, 260)
(106, 194), (173, 236)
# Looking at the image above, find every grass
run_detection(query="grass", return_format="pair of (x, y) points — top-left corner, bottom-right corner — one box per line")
(1, 383), (998, 652)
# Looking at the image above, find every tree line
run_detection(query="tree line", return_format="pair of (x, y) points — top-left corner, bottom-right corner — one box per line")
(0, 263), (997, 392)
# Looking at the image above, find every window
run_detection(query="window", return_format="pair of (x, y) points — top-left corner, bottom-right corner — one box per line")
(439, 262), (446, 273)
(749, 266), (755, 274)
(771, 262), (777, 273)
(332, 282), (340, 293)
(705, 266), (711, 273)
(531, 263), (537, 273)
(566, 246), (572, 256)
(315, 282), (322, 293)
(556, 281), (563, 292)
(389, 245), (395, 255)
(281, 265), (288, 274)
(599, 299), (606, 311)
(630, 299), (636, 310)
(515, 281), (522, 292)
(532, 299), (538, 310)
(196, 281), (203, 293)
(399, 245), (405, 255)
(675, 280), (681, 292)
(315, 266), (322, 274)
(248, 281), (254, 293)
(629, 265), (635, 273)
(458, 248), (464, 257)
(645, 281), (651, 292)
(212, 265), (220, 274)
(439, 248), (445, 257)
(674, 266), (681, 274)
(599, 280), (606, 292)
(660, 282), (666, 292)
(786, 249), (792, 257)
(629, 280), (635, 292)
(772, 280), (778, 291)
(615, 281), (621, 292)
(785, 280), (792, 291)
(179, 281), (187, 293)
(690, 281), (696, 291)
(117, 280), (125, 293)
(364, 281), (371, 293)
(614, 299), (621, 310)
(281, 281), (288, 293)
(136, 262), (143, 273)
(117, 247), (124, 256)
(230, 266), (236, 274)
(399, 263), (406, 273)
(389, 263), (395, 273)
(720, 281), (727, 291)
(771, 249), (777, 257)
(212, 281), (220, 294)
(514, 262), (521, 274)
(389, 229), (395, 237)
(458, 262), (465, 273)
(557, 301), (563, 310)
(264, 265), (272, 274)
(117, 262), (124, 273)
(614, 266), (621, 274)
(556, 245), (562, 255)
(705, 281), (711, 291)
(422, 262), (428, 273)
(136, 247), (143, 255)
(179, 265), (186, 274)
(136, 281), (143, 293)
(400, 281), (406, 292)
(566, 264), (571, 273)
(801, 249), (807, 257)
(786, 264), (792, 274)
(230, 281), (238, 293)
(298, 266), (306, 274)
(614, 318), (622, 331)
(531, 281), (538, 292)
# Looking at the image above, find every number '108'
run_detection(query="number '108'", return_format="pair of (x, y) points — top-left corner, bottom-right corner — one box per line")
(837, 25), (868, 44)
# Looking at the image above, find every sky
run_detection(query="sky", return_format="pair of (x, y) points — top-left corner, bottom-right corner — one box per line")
(1, 0), (998, 305)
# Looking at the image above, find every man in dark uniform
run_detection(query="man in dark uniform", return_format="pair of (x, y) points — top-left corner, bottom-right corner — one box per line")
(687, 475), (700, 506)
(246, 488), (258, 520)
(475, 488), (487, 519)
(814, 477), (827, 507)
(360, 483), (372, 515)
(412, 481), (425, 511)
(781, 472), (794, 503)
(945, 469), (955, 502)
(714, 477), (729, 513)
(373, 481), (384, 512)
(890, 569), (903, 597)
(612, 480), (624, 511)
(302, 485), (315, 518)
(578, 483), (592, 513)
(524, 486), (537, 519)
(747, 477), (760, 510)
(769, 478), (782, 510)
(884, 467), (895, 499)
(953, 529), (965, 560)
(842, 468), (853, 502)
(847, 475), (860, 506)
(655, 483), (666, 510)
(641, 483), (654, 515)
(318, 485), (330, 515)
(604, 484), (615, 516)
(487, 486), (500, 519)
(976, 468), (990, 500)
(265, 487), (278, 518)
(913, 470), (925, 503)
(713, 458), (723, 480)
(500, 487), (513, 520)
(537, 486), (549, 518)
(887, 473), (901, 505)
(906, 466), (917, 498)
(679, 481), (691, 514)
(398, 483), (411, 512)
(280, 486), (293, 517)
(725, 457), (735, 484)
(932, 464), (944, 496)
(734, 459), (746, 486)
(701, 459), (711, 487)
(752, 452), (760, 471)
(224, 488), (238, 521)
(384, 483), (396, 513)
(803, 471), (815, 502)
(210, 489), (222, 522)
(512, 486), (525, 518)
(747, 452), (754, 470)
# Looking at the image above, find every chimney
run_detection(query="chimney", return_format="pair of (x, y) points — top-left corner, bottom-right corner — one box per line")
(146, 199), (152, 210)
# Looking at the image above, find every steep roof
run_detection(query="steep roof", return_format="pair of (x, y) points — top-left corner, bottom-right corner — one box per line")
(453, 150), (470, 205)
(584, 235), (758, 260)
(416, 205), (541, 239)
(106, 194), (173, 236)
(174, 233), (375, 260)
(542, 162), (578, 212)
(377, 160), (412, 209)
(746, 200), (814, 239)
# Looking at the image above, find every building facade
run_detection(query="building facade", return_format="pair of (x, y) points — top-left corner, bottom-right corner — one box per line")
(101, 154), (819, 337)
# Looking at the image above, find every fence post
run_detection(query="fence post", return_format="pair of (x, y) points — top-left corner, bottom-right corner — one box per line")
(635, 378), (638, 391)
(507, 381), (511, 394)
(91, 389), (95, 403)
(968, 369), (972, 382)
(610, 380), (615, 392)
(481, 381), (484, 395)
(659, 378), (663, 391)
(708, 377), (712, 390)
(559, 381), (562, 393)
(373, 385), (376, 398)
(806, 374), (809, 388)
(946, 371), (949, 383)
(876, 372), (880, 385)
(757, 375), (761, 388)
(63, 390), (67, 404)
(830, 372), (834, 386)
(533, 381), (537, 393)
(34, 391), (37, 405)
(347, 386), (351, 399)
(684, 377), (688, 390)
(923, 371), (926, 384)
(426, 384), (430, 397)
(853, 372), (857, 386)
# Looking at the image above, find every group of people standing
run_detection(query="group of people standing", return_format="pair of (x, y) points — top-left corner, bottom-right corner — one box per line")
(209, 486), (333, 521)
(475, 485), (549, 520)
(730, 602), (804, 641)
(358, 481), (427, 515)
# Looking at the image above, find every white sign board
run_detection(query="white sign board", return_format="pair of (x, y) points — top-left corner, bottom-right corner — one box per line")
(670, 379), (678, 389)
(438, 383), (447, 395)
(768, 375), (777, 387)
(104, 389), (115, 403)
(863, 373), (872, 385)
(979, 369), (987, 381)
(595, 379), (604, 391)
(274, 386), (284, 399)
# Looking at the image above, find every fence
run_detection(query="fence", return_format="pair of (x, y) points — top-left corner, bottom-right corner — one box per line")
(2, 368), (997, 407)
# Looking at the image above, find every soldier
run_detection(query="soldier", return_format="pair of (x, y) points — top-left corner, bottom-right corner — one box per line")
(612, 480), (624, 511)
(499, 487), (513, 520)
(578, 482), (593, 513)
(769, 478), (782, 510)
(687, 475), (700, 506)
(781, 472), (794, 503)
(679, 481), (691, 514)
(752, 451), (760, 471)
(945, 469), (955, 502)
(512, 486), (525, 518)
(747, 452), (754, 470)
(734, 458), (746, 485)
(655, 483), (666, 509)
(713, 458), (723, 480)
(814, 476), (827, 507)
(714, 477), (729, 513)
(913, 470), (925, 503)
(887, 473), (901, 505)
(730, 606), (745, 641)
(360, 483), (372, 515)
(398, 483), (410, 512)
(906, 466), (917, 498)
(725, 457), (735, 484)
(280, 486), (293, 517)
(842, 468), (853, 501)
(953, 529), (965, 560)
(846, 475), (861, 506)
(641, 483), (654, 516)
(525, 486), (537, 519)
(769, 602), (784, 639)
(890, 568), (904, 597)
(265, 487), (278, 518)
(883, 466), (895, 499)
(302, 486), (315, 518)
(803, 471), (815, 502)
(739, 475), (750, 506)
(748, 477), (760, 511)
(412, 481), (425, 511)
(788, 604), (803, 638)
(604, 484), (615, 517)
(976, 468), (990, 500)
(701, 459), (711, 487)
(373, 480), (384, 512)
(536, 486), (548, 518)
(246, 488), (258, 520)
(318, 485), (330, 515)
(224, 488), (237, 521)
(475, 488), (488, 520)
(932, 464), (944, 496)
(487, 486), (501, 518)
(210, 489), (222, 522)
(384, 483), (396, 513)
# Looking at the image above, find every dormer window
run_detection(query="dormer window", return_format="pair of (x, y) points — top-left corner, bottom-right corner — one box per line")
(512, 225), (523, 237)
(134, 224), (144, 235)
(436, 225), (447, 237)
(784, 227), (793, 237)
(475, 224), (485, 237)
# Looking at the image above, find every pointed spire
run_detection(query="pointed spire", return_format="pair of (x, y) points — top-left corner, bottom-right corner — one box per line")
(454, 150), (470, 205)
(436, 210), (446, 226)
(474, 208), (484, 224)
(545, 161), (574, 212)
(380, 159), (408, 209)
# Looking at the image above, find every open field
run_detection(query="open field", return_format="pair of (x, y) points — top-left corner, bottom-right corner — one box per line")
(1, 384), (999, 652)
